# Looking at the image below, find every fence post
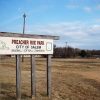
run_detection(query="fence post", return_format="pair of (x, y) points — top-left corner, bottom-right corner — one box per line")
(47, 55), (51, 98)
(16, 55), (21, 100)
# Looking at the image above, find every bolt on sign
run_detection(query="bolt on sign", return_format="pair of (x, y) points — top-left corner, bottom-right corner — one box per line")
(0, 37), (53, 54)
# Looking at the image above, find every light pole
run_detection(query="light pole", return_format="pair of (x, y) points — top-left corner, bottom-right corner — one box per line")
(22, 13), (26, 62)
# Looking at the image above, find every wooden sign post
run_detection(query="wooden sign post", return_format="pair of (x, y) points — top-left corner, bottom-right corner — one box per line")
(0, 32), (59, 100)
(47, 55), (51, 98)
(31, 55), (36, 98)
(16, 55), (21, 100)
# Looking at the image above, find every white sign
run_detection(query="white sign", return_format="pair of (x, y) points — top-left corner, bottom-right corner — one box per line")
(0, 37), (53, 55)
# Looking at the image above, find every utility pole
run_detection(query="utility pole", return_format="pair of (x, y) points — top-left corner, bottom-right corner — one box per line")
(22, 13), (26, 62)
(65, 42), (67, 48)
(23, 13), (26, 35)
(65, 42), (67, 58)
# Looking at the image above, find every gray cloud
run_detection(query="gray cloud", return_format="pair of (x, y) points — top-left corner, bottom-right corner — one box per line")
(28, 21), (100, 49)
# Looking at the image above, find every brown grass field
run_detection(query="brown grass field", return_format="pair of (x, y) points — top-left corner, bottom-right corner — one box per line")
(0, 57), (100, 100)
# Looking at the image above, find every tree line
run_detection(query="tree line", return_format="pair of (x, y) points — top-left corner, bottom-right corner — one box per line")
(53, 45), (100, 58)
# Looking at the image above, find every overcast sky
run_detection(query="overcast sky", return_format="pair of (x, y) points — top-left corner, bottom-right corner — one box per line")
(0, 0), (100, 50)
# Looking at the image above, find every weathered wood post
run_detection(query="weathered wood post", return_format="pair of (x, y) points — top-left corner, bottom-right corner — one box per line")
(31, 55), (36, 98)
(47, 55), (52, 98)
(16, 55), (21, 100)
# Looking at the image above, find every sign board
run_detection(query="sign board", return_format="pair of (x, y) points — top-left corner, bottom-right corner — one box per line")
(0, 37), (53, 54)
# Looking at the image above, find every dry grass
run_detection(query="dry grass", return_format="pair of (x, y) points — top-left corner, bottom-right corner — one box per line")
(0, 57), (100, 100)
